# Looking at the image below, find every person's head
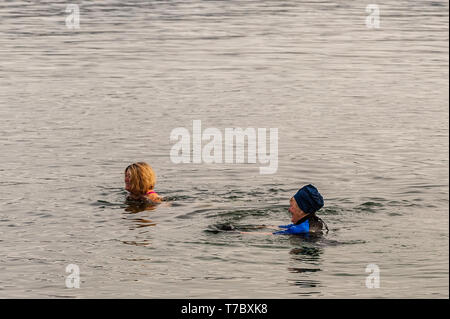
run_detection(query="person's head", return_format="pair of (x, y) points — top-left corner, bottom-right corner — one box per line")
(289, 184), (324, 224)
(124, 162), (156, 195)
(288, 197), (307, 224)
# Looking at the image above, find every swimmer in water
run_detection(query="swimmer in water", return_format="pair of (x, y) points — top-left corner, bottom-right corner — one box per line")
(124, 162), (163, 203)
(241, 184), (328, 235)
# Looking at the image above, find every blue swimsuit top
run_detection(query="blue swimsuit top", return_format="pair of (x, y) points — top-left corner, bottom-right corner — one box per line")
(273, 216), (310, 235)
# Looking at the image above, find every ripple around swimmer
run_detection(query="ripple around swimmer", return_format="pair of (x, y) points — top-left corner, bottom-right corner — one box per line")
(92, 200), (127, 209)
(205, 222), (275, 234)
(207, 206), (284, 219)
(354, 201), (385, 213)
(175, 205), (284, 221)
(163, 194), (194, 201)
(351, 198), (428, 214)
(320, 206), (345, 215)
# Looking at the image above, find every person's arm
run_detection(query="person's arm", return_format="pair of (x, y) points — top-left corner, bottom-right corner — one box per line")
(272, 229), (294, 235)
(273, 223), (309, 235)
(240, 231), (274, 235)
(252, 225), (283, 230)
(277, 224), (293, 229)
(240, 224), (294, 235)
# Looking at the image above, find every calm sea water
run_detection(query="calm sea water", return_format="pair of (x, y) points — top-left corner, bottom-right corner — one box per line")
(0, 0), (448, 298)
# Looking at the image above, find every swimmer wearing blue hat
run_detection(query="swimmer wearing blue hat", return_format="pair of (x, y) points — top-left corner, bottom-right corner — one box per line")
(273, 184), (328, 235)
(242, 184), (328, 235)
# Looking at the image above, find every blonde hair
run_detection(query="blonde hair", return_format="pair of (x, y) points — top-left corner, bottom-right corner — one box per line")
(125, 162), (156, 195)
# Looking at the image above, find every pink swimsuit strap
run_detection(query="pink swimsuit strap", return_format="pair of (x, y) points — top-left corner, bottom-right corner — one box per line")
(146, 190), (156, 195)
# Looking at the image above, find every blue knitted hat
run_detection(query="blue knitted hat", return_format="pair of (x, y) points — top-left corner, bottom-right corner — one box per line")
(293, 184), (324, 214)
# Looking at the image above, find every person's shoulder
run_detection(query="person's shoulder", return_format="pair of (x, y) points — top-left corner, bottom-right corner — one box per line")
(308, 215), (326, 232)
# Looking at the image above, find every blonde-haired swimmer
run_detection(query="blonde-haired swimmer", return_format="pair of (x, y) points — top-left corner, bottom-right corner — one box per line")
(124, 162), (163, 203)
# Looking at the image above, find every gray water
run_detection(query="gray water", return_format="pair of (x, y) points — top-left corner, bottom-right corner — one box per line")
(0, 0), (448, 298)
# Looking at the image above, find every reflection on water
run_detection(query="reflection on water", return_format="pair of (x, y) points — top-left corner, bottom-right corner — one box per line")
(288, 268), (321, 274)
(288, 245), (323, 290)
(122, 240), (151, 247)
(130, 218), (157, 229)
(292, 279), (321, 290)
(290, 246), (322, 259)
(124, 201), (159, 214)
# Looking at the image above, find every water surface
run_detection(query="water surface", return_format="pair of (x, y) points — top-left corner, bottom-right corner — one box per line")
(0, 0), (448, 298)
